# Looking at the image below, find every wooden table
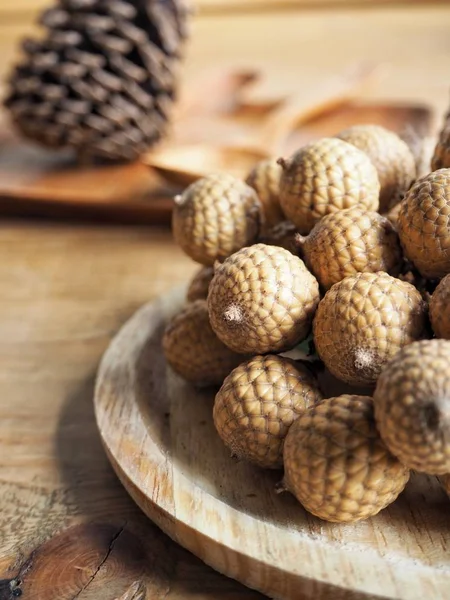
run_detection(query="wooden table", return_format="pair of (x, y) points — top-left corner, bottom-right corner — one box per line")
(0, 3), (450, 599)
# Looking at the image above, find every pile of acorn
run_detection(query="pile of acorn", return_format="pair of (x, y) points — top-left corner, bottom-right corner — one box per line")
(163, 124), (450, 523)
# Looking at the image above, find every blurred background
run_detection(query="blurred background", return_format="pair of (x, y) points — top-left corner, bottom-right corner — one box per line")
(1, 0), (449, 113)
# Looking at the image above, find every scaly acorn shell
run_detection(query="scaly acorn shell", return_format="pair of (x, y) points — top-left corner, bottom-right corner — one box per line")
(208, 243), (320, 354)
(278, 137), (380, 234)
(296, 207), (402, 290)
(313, 272), (428, 386)
(283, 395), (410, 523)
(213, 355), (323, 468)
(374, 339), (450, 475)
(172, 173), (263, 266)
(162, 300), (242, 386)
(397, 169), (450, 279)
(336, 124), (416, 212)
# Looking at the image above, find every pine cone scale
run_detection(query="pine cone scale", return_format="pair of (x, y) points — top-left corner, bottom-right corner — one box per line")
(5, 0), (188, 161)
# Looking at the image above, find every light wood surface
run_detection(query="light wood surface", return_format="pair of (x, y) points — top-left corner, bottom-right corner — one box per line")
(95, 289), (450, 600)
(1, 2), (450, 599)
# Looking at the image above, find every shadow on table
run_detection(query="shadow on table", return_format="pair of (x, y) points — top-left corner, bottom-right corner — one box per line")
(54, 375), (264, 599)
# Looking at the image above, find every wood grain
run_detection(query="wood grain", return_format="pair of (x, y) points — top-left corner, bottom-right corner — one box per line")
(95, 289), (450, 600)
(0, 223), (263, 599)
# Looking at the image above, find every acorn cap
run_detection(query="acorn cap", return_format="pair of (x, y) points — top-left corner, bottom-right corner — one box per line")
(296, 207), (403, 291)
(283, 395), (410, 523)
(313, 271), (428, 386)
(172, 173), (263, 266)
(397, 169), (450, 279)
(208, 243), (320, 355)
(336, 124), (416, 212)
(162, 300), (243, 386)
(278, 137), (380, 234)
(213, 355), (323, 469)
(374, 339), (450, 474)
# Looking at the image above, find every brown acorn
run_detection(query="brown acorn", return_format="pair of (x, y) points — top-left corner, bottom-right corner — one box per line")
(246, 158), (284, 231)
(397, 169), (450, 279)
(374, 339), (450, 475)
(313, 272), (428, 386)
(213, 355), (323, 468)
(278, 137), (380, 234)
(172, 173), (263, 266)
(283, 395), (410, 523)
(186, 266), (214, 302)
(162, 300), (242, 386)
(208, 243), (320, 355)
(336, 124), (416, 212)
(429, 274), (450, 339)
(296, 207), (402, 291)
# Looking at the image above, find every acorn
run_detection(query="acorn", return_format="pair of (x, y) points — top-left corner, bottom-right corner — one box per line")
(296, 207), (402, 291)
(283, 395), (410, 523)
(397, 169), (450, 279)
(208, 243), (320, 355)
(246, 158), (284, 231)
(336, 124), (416, 212)
(186, 266), (214, 302)
(374, 339), (450, 475)
(430, 274), (450, 339)
(172, 173), (263, 266)
(259, 220), (298, 254)
(278, 137), (380, 234)
(313, 272), (428, 386)
(213, 355), (323, 468)
(162, 300), (242, 386)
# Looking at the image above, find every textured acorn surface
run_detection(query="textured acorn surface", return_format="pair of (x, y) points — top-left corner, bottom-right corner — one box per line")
(336, 124), (416, 212)
(283, 395), (410, 523)
(172, 174), (263, 266)
(186, 266), (214, 302)
(313, 272), (428, 386)
(374, 339), (450, 474)
(430, 274), (450, 339)
(213, 355), (323, 468)
(397, 169), (450, 279)
(246, 158), (284, 230)
(208, 244), (320, 354)
(432, 121), (450, 171)
(259, 220), (298, 254)
(279, 138), (380, 234)
(297, 207), (402, 290)
(162, 300), (242, 386)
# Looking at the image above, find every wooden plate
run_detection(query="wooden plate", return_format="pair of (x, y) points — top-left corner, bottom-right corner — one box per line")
(94, 288), (450, 600)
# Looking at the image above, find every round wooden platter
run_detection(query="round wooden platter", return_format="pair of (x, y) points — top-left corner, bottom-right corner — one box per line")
(94, 287), (450, 600)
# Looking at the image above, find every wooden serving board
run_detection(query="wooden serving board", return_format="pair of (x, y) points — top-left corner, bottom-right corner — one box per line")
(94, 288), (450, 600)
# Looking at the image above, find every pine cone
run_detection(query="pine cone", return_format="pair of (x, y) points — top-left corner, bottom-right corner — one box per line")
(4, 0), (189, 162)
